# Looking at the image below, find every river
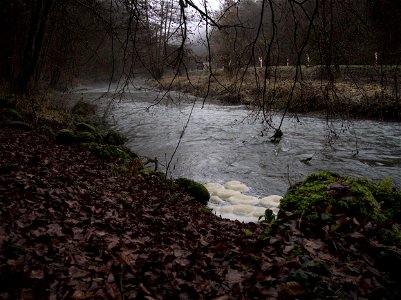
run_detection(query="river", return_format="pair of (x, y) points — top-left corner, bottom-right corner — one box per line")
(73, 83), (401, 219)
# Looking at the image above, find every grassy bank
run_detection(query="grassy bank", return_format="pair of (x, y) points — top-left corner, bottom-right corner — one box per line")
(159, 65), (401, 121)
(1, 95), (401, 299)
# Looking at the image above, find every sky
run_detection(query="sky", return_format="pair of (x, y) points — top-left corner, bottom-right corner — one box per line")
(188, 0), (234, 58)
(193, 0), (222, 12)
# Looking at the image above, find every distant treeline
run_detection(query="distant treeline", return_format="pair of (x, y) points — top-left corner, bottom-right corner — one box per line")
(0, 0), (400, 95)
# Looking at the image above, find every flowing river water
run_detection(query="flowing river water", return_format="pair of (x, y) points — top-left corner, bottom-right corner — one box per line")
(73, 83), (401, 221)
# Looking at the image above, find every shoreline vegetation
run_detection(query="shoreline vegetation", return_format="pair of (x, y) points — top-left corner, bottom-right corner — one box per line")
(159, 65), (401, 121)
(1, 95), (401, 299)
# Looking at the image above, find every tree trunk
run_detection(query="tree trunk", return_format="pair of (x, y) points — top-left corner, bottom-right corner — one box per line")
(15, 0), (53, 94)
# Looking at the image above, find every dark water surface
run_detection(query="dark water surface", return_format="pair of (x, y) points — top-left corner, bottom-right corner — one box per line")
(75, 83), (401, 197)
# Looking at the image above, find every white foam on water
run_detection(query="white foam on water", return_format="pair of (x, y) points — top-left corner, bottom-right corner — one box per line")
(260, 195), (283, 208)
(223, 180), (249, 192)
(252, 206), (269, 218)
(204, 182), (225, 194)
(227, 194), (259, 205)
(209, 195), (226, 205)
(204, 181), (283, 223)
(213, 188), (241, 200)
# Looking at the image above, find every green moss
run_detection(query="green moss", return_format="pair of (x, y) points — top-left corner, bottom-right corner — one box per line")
(305, 171), (340, 183)
(77, 131), (97, 143)
(4, 121), (32, 130)
(279, 171), (401, 246)
(292, 244), (304, 256)
(201, 206), (213, 214)
(281, 171), (371, 221)
(37, 107), (69, 125)
(374, 178), (401, 222)
(2, 108), (23, 121)
(347, 180), (382, 222)
(75, 122), (97, 133)
(138, 168), (151, 176)
(110, 165), (127, 177)
(378, 177), (393, 192)
(56, 129), (77, 144)
(83, 142), (134, 163)
(71, 100), (96, 116)
(379, 226), (401, 247)
(244, 229), (253, 237)
(175, 178), (210, 205)
(279, 171), (338, 215)
(104, 128), (127, 145)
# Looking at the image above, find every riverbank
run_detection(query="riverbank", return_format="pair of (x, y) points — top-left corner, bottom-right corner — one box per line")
(1, 97), (401, 298)
(159, 65), (401, 121)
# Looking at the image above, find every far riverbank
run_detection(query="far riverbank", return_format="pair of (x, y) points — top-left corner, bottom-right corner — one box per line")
(158, 65), (401, 121)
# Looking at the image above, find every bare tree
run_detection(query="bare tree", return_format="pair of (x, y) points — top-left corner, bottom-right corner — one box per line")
(201, 0), (400, 131)
(0, 0), (399, 123)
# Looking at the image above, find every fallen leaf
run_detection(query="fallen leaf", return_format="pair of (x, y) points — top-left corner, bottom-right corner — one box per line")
(303, 239), (322, 255)
(69, 266), (90, 279)
(72, 290), (93, 299)
(283, 244), (294, 254)
(7, 259), (20, 267)
(225, 268), (246, 284)
(30, 269), (44, 279)
(116, 252), (131, 266)
(350, 231), (364, 239)
(279, 281), (305, 297)
(47, 223), (63, 237)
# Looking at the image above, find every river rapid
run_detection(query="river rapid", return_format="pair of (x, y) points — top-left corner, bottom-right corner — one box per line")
(73, 83), (401, 221)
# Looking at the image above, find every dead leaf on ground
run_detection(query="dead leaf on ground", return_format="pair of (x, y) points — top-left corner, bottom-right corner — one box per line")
(279, 281), (305, 297)
(30, 269), (44, 279)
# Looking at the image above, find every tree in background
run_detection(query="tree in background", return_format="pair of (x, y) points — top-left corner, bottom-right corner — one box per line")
(211, 0), (261, 75)
(0, 0), (53, 93)
(1, 0), (400, 118)
(0, 0), (118, 94)
(368, 0), (401, 65)
(205, 0), (400, 126)
(0, 0), (211, 94)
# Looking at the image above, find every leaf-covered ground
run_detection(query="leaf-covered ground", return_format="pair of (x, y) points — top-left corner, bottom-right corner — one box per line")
(1, 124), (401, 299)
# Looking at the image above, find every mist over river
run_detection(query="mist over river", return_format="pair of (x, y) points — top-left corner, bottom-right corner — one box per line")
(74, 83), (401, 197)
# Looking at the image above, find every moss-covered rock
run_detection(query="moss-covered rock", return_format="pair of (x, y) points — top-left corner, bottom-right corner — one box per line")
(4, 121), (32, 130)
(2, 108), (23, 121)
(77, 131), (97, 143)
(104, 128), (127, 145)
(279, 171), (401, 246)
(71, 100), (96, 116)
(82, 142), (134, 163)
(175, 178), (210, 205)
(56, 129), (77, 144)
(75, 122), (97, 133)
(37, 107), (69, 126)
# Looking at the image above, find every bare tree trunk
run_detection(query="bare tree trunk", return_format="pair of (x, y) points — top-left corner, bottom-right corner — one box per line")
(15, 0), (53, 94)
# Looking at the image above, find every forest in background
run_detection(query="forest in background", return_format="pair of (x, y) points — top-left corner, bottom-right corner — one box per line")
(0, 0), (400, 125)
(0, 0), (400, 92)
